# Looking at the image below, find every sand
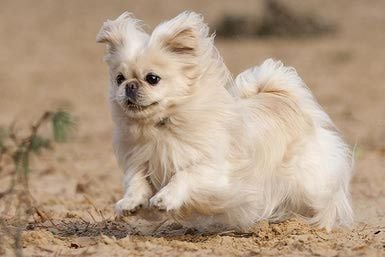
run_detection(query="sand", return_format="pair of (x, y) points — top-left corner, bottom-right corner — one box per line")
(0, 0), (384, 256)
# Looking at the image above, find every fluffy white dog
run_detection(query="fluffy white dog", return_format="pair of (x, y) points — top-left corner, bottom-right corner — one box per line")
(97, 11), (353, 230)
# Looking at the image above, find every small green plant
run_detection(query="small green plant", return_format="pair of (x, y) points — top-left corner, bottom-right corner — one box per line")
(0, 110), (74, 257)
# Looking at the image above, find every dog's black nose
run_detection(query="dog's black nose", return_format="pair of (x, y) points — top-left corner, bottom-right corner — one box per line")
(125, 81), (139, 99)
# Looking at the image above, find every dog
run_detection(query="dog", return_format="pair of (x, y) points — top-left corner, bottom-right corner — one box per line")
(96, 11), (353, 231)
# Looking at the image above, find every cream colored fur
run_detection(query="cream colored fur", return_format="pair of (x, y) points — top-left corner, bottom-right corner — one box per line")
(97, 12), (353, 231)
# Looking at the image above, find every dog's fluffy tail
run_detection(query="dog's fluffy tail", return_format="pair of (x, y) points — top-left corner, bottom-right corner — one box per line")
(234, 59), (307, 99)
(234, 58), (334, 130)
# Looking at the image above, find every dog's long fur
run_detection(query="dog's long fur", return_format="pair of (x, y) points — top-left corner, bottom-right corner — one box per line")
(97, 12), (353, 230)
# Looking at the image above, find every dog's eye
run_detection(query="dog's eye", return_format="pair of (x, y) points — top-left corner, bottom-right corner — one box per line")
(145, 73), (161, 85)
(116, 73), (126, 85)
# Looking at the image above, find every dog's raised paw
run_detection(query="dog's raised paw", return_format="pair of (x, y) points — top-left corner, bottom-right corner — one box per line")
(149, 188), (183, 211)
(149, 194), (167, 211)
(115, 197), (146, 216)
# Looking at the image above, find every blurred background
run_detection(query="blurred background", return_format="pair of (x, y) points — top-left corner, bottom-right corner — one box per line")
(1, 0), (384, 148)
(0, 0), (384, 256)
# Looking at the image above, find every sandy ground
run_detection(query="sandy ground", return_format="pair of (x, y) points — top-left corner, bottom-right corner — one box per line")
(0, 0), (384, 256)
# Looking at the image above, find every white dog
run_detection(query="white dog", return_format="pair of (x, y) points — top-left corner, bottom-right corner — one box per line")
(97, 11), (353, 230)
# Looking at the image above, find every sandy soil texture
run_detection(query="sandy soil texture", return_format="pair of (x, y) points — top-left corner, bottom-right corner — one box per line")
(0, 0), (384, 256)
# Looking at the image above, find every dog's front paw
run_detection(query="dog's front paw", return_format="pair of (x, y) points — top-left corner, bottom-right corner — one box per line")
(115, 195), (148, 217)
(149, 188), (183, 211)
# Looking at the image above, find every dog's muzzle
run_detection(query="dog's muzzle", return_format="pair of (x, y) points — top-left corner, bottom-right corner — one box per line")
(125, 80), (139, 103)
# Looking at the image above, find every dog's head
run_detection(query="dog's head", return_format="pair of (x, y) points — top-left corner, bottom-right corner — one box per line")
(97, 12), (217, 122)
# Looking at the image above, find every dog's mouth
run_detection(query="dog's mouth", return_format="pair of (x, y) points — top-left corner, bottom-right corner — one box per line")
(126, 98), (158, 112)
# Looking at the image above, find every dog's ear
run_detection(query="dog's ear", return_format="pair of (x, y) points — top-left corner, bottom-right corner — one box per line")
(96, 12), (148, 50)
(149, 12), (210, 56)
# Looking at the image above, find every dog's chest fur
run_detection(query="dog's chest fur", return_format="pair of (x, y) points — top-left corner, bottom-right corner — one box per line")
(137, 126), (206, 190)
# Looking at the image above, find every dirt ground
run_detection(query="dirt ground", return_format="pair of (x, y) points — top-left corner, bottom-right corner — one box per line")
(0, 0), (384, 256)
